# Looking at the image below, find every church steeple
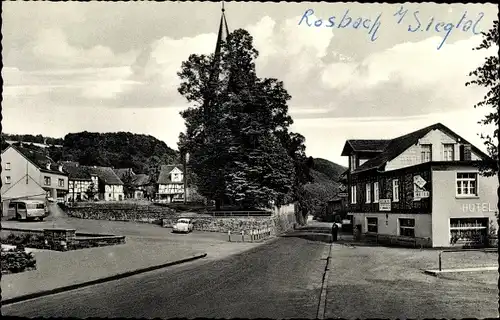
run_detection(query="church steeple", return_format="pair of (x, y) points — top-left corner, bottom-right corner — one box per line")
(207, 1), (230, 96)
(214, 1), (230, 57)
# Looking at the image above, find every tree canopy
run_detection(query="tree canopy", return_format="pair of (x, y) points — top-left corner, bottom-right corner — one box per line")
(178, 29), (312, 211)
(465, 20), (499, 176)
(56, 132), (177, 178)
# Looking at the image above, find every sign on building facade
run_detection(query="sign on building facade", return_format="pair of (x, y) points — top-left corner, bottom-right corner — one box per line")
(379, 199), (391, 211)
(413, 175), (429, 201)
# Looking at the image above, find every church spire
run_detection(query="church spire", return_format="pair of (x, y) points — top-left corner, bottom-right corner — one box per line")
(203, 2), (230, 117)
(214, 1), (230, 58)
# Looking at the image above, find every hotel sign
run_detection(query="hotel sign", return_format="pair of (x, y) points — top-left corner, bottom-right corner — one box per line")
(414, 175), (426, 188)
(379, 199), (391, 211)
(415, 190), (430, 198)
(414, 175), (429, 201)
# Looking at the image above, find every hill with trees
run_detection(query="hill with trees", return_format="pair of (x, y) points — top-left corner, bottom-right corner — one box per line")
(305, 158), (347, 216)
(2, 132), (179, 179)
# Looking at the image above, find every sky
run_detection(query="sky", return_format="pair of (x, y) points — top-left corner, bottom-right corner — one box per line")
(2, 2), (498, 166)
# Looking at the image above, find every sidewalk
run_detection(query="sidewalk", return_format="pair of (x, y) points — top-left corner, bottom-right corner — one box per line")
(1, 237), (205, 302)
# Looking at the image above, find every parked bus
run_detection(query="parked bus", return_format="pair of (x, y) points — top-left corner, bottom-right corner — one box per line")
(8, 200), (48, 221)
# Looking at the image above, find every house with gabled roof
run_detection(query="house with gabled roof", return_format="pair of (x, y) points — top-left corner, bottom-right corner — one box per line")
(61, 162), (99, 202)
(157, 164), (186, 203)
(113, 168), (153, 199)
(86, 166), (124, 201)
(341, 123), (498, 248)
(1, 144), (69, 214)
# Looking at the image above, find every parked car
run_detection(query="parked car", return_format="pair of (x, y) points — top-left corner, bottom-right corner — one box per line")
(172, 218), (194, 233)
(8, 200), (47, 221)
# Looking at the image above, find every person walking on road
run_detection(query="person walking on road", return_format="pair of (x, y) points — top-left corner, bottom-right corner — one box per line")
(331, 222), (339, 243)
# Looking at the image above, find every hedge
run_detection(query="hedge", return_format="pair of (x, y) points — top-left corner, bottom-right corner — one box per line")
(1, 247), (37, 274)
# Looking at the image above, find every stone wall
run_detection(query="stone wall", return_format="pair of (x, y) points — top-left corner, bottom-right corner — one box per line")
(162, 216), (273, 233)
(1, 228), (126, 251)
(162, 203), (298, 235)
(271, 204), (297, 235)
(65, 202), (177, 224)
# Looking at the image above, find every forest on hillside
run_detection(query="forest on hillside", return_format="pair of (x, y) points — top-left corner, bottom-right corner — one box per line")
(2, 132), (179, 179)
(306, 158), (347, 216)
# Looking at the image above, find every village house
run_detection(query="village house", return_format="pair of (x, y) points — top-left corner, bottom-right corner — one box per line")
(157, 164), (187, 203)
(131, 174), (153, 199)
(87, 166), (125, 201)
(1, 144), (69, 214)
(61, 162), (99, 202)
(341, 123), (498, 248)
(114, 168), (153, 199)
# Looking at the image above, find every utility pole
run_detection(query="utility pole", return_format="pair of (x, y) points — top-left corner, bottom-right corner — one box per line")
(183, 151), (188, 204)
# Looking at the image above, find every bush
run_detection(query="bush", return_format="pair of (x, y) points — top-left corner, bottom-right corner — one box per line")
(3, 233), (48, 249)
(1, 247), (37, 274)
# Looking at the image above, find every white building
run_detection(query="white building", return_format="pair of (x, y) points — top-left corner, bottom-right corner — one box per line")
(157, 164), (186, 203)
(341, 123), (498, 248)
(1, 145), (68, 215)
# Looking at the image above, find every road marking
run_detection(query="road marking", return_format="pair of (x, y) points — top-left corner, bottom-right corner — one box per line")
(317, 243), (332, 319)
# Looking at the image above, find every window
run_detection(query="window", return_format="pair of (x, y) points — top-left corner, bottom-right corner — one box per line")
(392, 179), (399, 202)
(5, 176), (11, 184)
(399, 218), (415, 238)
(367, 217), (378, 233)
(365, 183), (371, 203)
(5, 162), (11, 170)
(351, 185), (357, 204)
(399, 218), (415, 237)
(421, 144), (432, 162)
(456, 173), (478, 196)
(443, 144), (454, 161)
(373, 182), (379, 203)
(44, 176), (51, 186)
(18, 203), (26, 210)
(450, 218), (488, 245)
(58, 179), (65, 187)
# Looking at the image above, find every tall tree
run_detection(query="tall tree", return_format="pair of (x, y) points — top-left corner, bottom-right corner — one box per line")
(465, 20), (499, 236)
(465, 20), (499, 176)
(178, 28), (301, 210)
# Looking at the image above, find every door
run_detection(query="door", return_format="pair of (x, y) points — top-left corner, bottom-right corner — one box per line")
(8, 202), (17, 217)
(17, 202), (27, 220)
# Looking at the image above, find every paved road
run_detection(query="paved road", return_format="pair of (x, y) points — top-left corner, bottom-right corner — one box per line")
(2, 204), (232, 244)
(2, 237), (328, 318)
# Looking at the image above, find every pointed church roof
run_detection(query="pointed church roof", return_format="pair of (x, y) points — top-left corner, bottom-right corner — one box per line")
(214, 2), (230, 58)
(208, 3), (230, 88)
(203, 2), (231, 121)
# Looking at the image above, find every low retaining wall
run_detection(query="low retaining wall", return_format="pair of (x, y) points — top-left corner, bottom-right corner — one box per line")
(162, 204), (298, 235)
(162, 216), (274, 233)
(65, 202), (176, 224)
(1, 228), (125, 251)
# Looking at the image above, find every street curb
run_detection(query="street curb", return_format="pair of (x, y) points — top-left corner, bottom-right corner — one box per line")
(317, 243), (332, 319)
(423, 266), (497, 276)
(1, 253), (207, 306)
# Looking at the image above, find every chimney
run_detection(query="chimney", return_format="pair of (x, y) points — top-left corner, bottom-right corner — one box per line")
(46, 163), (51, 170)
(59, 165), (63, 172)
